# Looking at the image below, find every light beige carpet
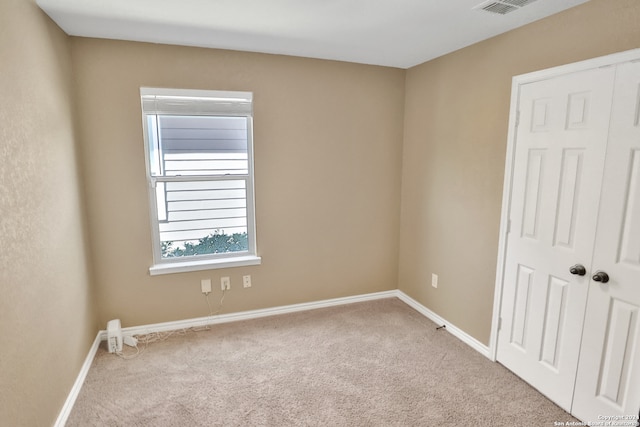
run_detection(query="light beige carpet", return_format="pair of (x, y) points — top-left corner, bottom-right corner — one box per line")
(67, 298), (578, 426)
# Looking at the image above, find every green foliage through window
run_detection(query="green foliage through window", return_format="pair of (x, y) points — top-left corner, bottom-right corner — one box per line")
(162, 232), (248, 258)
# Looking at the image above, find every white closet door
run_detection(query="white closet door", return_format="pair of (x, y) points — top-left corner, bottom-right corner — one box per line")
(572, 60), (640, 422)
(497, 66), (616, 411)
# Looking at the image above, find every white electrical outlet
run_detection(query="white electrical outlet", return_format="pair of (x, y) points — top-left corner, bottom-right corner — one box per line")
(221, 276), (231, 291)
(432, 273), (438, 289)
(201, 279), (212, 294)
(243, 275), (252, 288)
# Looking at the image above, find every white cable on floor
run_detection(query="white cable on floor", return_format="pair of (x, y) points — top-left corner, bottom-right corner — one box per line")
(114, 289), (227, 359)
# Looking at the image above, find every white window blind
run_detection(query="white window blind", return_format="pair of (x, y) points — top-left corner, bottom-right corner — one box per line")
(141, 88), (252, 116)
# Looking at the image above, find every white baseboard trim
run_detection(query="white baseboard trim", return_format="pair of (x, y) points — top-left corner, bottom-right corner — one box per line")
(102, 290), (399, 339)
(396, 290), (491, 359)
(54, 331), (102, 427)
(57, 288), (491, 425)
(102, 289), (490, 359)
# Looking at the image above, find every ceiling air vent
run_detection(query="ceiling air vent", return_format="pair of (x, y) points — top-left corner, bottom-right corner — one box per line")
(474, 0), (539, 15)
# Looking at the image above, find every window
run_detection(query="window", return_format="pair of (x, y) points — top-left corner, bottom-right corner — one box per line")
(140, 88), (260, 275)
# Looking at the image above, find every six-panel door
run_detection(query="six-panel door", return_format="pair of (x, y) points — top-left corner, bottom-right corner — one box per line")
(497, 66), (616, 411)
(572, 60), (640, 422)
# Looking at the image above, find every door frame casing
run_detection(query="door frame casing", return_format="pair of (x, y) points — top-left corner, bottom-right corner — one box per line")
(489, 48), (640, 362)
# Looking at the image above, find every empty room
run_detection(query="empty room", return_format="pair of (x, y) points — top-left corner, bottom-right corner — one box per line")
(2, 0), (640, 425)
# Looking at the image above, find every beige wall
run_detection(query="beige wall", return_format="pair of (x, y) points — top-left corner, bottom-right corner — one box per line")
(399, 0), (640, 345)
(0, 0), (97, 425)
(71, 39), (406, 327)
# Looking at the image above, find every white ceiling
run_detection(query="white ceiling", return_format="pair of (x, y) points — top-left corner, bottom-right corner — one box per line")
(36, 0), (590, 69)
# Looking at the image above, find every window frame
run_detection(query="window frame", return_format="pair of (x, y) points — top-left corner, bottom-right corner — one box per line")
(140, 87), (261, 275)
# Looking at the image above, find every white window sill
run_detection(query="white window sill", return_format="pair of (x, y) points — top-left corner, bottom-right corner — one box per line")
(149, 255), (262, 276)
